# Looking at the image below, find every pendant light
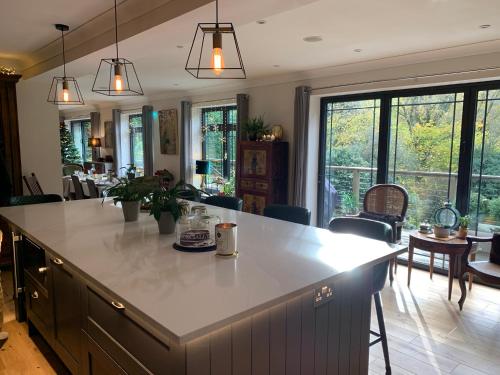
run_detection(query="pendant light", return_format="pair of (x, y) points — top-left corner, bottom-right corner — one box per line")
(185, 0), (246, 79)
(47, 24), (84, 105)
(92, 0), (143, 96)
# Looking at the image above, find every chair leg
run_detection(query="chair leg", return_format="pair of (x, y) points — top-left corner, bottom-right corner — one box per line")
(374, 292), (391, 374)
(394, 256), (398, 273)
(389, 259), (394, 286)
(468, 273), (473, 291)
(429, 252), (434, 280)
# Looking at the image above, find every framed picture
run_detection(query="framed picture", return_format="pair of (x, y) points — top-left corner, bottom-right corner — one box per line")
(159, 109), (178, 155)
(104, 121), (113, 148)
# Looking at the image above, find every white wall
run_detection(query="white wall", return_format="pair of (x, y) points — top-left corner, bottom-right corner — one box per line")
(57, 50), (500, 218)
(17, 78), (62, 195)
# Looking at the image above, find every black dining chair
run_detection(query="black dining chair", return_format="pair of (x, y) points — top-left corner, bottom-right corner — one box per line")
(329, 216), (393, 374)
(263, 204), (311, 225)
(9, 194), (63, 206)
(23, 173), (44, 195)
(205, 195), (243, 211)
(71, 175), (88, 200)
(86, 179), (99, 198)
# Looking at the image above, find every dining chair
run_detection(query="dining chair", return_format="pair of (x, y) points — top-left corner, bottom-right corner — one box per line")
(329, 216), (393, 374)
(458, 234), (500, 310)
(23, 173), (44, 195)
(62, 163), (84, 176)
(71, 175), (87, 200)
(86, 179), (99, 198)
(9, 194), (63, 206)
(263, 204), (311, 225)
(205, 196), (243, 211)
(356, 184), (409, 286)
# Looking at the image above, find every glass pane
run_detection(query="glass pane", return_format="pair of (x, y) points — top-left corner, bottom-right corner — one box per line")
(83, 121), (92, 162)
(470, 89), (500, 261)
(71, 123), (83, 164)
(320, 99), (380, 227)
(389, 93), (464, 269)
(129, 115), (144, 169)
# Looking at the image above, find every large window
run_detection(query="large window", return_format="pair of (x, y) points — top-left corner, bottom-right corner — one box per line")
(129, 114), (144, 169)
(70, 119), (91, 163)
(319, 81), (500, 271)
(201, 105), (237, 194)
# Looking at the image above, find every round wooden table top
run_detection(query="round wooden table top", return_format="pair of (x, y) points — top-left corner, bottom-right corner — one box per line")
(409, 230), (468, 248)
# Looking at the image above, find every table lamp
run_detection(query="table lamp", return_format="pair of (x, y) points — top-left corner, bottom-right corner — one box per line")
(195, 160), (210, 189)
(88, 137), (101, 161)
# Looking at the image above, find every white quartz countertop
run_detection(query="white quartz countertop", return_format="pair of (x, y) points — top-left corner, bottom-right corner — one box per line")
(0, 199), (406, 344)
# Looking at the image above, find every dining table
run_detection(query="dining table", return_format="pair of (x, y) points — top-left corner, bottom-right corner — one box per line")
(62, 174), (117, 199)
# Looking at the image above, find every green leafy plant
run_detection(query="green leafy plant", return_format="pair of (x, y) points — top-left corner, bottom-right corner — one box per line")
(489, 197), (500, 221)
(341, 192), (359, 215)
(459, 215), (470, 228)
(243, 116), (269, 141)
(103, 176), (158, 203)
(149, 181), (199, 221)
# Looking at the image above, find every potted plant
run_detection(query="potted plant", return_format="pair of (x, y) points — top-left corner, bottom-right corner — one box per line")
(150, 181), (197, 234)
(104, 176), (155, 222)
(433, 223), (451, 238)
(121, 164), (136, 180)
(154, 169), (174, 188)
(243, 116), (269, 141)
(457, 215), (470, 239)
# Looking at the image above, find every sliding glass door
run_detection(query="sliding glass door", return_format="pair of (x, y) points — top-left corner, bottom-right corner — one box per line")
(318, 98), (380, 227)
(318, 81), (500, 273)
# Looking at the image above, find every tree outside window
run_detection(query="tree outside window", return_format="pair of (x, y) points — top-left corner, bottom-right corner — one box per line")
(129, 114), (144, 170)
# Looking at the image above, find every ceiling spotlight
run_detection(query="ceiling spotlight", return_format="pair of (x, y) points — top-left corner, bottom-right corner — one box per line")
(354, 48), (362, 53)
(303, 35), (323, 43)
(176, 45), (184, 49)
(173, 83), (180, 86)
(273, 64), (280, 68)
(479, 24), (491, 29)
(256, 20), (266, 25)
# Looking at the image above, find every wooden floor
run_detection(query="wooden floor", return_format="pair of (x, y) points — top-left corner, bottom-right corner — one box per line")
(1, 267), (499, 374)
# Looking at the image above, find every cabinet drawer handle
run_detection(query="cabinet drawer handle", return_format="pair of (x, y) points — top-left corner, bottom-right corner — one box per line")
(52, 258), (64, 265)
(31, 291), (39, 299)
(111, 301), (125, 310)
(38, 267), (49, 274)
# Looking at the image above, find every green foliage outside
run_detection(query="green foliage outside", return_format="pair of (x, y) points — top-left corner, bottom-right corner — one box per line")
(59, 122), (81, 164)
(324, 92), (500, 230)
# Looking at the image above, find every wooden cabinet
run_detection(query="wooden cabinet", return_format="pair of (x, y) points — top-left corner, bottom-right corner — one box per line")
(236, 141), (288, 215)
(50, 256), (81, 374)
(82, 332), (126, 375)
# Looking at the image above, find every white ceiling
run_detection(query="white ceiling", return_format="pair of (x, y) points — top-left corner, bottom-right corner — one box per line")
(11, 0), (500, 109)
(0, 0), (115, 63)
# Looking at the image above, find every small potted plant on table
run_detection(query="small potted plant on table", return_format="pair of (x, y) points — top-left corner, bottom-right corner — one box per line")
(104, 177), (154, 222)
(150, 181), (196, 234)
(457, 215), (470, 239)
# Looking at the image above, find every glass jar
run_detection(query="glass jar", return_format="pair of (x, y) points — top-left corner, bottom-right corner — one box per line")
(176, 214), (221, 248)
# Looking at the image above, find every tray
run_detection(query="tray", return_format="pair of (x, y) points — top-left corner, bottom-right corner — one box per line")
(173, 242), (217, 252)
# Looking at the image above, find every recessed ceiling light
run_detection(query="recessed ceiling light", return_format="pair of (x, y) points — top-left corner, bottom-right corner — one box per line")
(354, 48), (362, 53)
(303, 35), (323, 43)
(256, 20), (266, 25)
(479, 24), (491, 29)
(273, 64), (280, 68)
(176, 45), (184, 49)
(173, 83), (179, 86)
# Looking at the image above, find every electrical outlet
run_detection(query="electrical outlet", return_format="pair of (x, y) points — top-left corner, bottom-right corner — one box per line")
(314, 284), (334, 307)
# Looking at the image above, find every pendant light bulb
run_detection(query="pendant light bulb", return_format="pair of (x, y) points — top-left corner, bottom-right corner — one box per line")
(62, 79), (69, 102)
(114, 61), (123, 91)
(211, 32), (224, 76)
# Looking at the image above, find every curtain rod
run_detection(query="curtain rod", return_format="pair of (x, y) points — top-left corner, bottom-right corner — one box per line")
(309, 65), (500, 92)
(192, 97), (235, 105)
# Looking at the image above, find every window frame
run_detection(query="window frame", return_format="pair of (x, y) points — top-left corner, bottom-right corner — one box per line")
(128, 114), (143, 168)
(201, 105), (237, 180)
(70, 119), (91, 163)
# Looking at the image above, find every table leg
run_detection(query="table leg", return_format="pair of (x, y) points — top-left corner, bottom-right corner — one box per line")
(429, 252), (434, 280)
(407, 240), (414, 287)
(469, 251), (476, 291)
(448, 253), (456, 301)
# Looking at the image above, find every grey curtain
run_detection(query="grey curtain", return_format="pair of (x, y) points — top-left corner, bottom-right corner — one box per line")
(291, 86), (311, 207)
(90, 112), (100, 138)
(180, 101), (193, 183)
(112, 109), (122, 174)
(236, 93), (249, 141)
(142, 105), (154, 176)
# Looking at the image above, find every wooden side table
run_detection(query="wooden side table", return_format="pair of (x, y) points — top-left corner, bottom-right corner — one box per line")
(407, 231), (469, 300)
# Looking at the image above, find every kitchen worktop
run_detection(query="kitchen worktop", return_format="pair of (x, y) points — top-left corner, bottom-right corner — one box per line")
(0, 199), (406, 344)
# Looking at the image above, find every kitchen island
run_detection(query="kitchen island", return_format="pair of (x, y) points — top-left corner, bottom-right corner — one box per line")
(0, 199), (406, 375)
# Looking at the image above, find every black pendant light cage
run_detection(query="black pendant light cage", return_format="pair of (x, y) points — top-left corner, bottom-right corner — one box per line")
(92, 57), (143, 96)
(185, 0), (246, 79)
(92, 0), (144, 96)
(47, 24), (85, 105)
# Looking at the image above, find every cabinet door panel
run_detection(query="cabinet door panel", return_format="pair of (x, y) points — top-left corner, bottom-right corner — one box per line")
(51, 257), (81, 372)
(82, 332), (127, 375)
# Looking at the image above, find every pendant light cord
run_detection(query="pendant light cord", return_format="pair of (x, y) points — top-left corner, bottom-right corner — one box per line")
(216, 0), (219, 26)
(114, 0), (119, 60)
(61, 28), (66, 78)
